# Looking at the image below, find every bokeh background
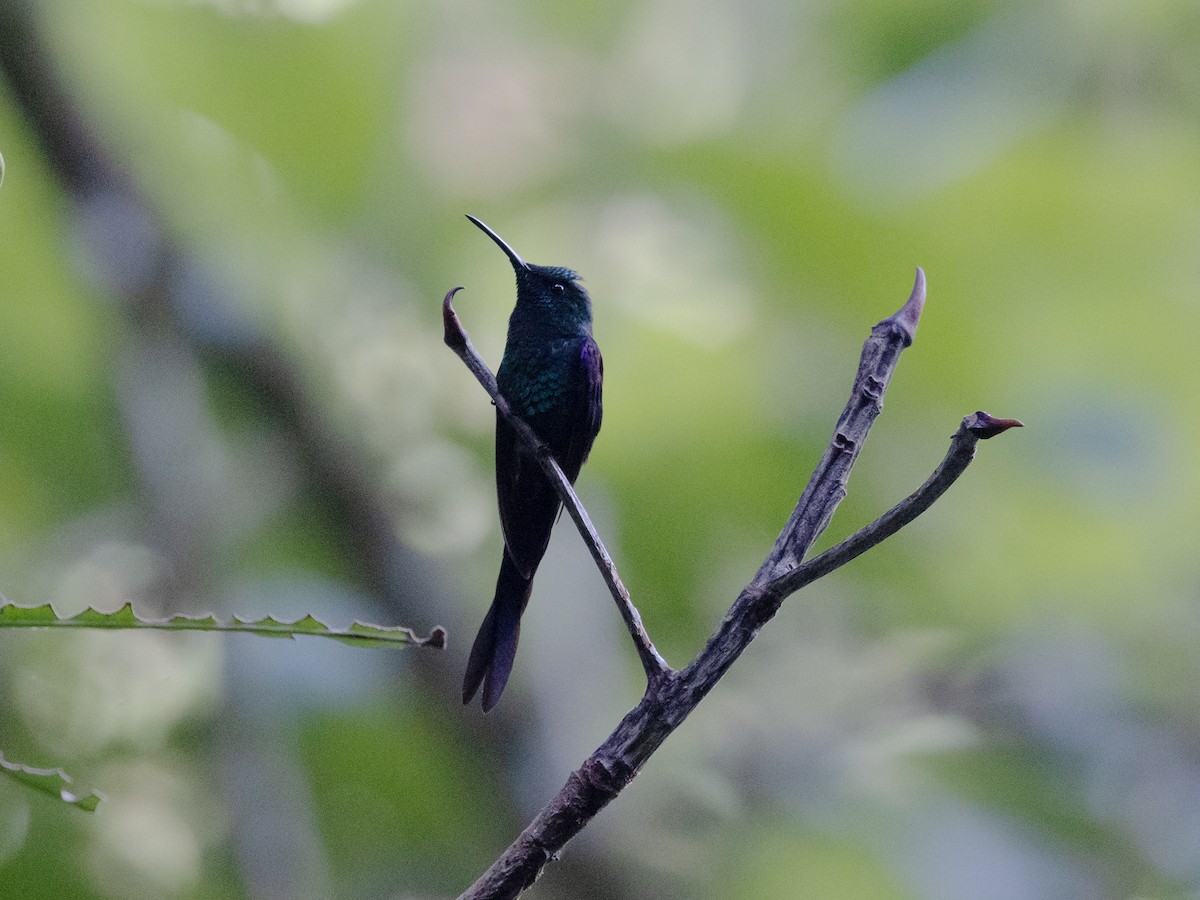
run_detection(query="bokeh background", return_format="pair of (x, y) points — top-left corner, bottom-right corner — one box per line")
(0, 0), (1197, 897)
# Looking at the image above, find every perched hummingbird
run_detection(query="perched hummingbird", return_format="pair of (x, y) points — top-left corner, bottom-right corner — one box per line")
(462, 215), (604, 712)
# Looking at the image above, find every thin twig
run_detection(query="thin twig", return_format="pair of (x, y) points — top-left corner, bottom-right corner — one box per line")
(443, 288), (671, 682)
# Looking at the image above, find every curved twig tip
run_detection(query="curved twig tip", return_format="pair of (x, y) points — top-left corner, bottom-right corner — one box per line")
(443, 287), (467, 351)
(901, 266), (927, 329)
(879, 267), (926, 345)
(964, 411), (1024, 439)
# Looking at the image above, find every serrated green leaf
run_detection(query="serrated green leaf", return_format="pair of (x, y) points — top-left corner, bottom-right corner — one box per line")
(0, 751), (103, 812)
(0, 602), (445, 648)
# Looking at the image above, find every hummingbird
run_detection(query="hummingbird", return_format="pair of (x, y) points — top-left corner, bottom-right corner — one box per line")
(462, 215), (604, 712)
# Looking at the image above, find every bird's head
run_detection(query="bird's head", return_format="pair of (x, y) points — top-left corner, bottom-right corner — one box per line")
(467, 215), (592, 332)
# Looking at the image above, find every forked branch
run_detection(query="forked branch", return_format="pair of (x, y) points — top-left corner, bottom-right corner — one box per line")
(447, 270), (1021, 900)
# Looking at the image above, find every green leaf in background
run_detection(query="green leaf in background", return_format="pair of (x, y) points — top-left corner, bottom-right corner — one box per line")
(0, 602), (445, 649)
(0, 751), (103, 812)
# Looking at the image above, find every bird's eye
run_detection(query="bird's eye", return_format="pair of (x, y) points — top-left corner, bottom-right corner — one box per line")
(551, 283), (565, 294)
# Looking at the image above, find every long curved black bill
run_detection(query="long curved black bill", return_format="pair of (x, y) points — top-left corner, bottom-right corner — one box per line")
(466, 214), (529, 271)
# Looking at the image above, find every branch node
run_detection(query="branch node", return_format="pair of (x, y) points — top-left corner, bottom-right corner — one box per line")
(580, 757), (627, 795)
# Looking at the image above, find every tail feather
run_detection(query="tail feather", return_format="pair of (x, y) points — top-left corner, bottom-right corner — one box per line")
(463, 553), (534, 711)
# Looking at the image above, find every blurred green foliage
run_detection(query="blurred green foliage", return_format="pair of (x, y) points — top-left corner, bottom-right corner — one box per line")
(0, 0), (1198, 897)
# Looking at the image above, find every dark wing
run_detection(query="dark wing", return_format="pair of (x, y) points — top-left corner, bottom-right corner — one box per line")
(494, 336), (602, 577)
(557, 335), (603, 484)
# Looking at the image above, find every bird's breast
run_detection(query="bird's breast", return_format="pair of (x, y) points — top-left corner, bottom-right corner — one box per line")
(498, 338), (587, 421)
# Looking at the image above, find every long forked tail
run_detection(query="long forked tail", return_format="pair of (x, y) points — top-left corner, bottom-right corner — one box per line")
(462, 553), (534, 711)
